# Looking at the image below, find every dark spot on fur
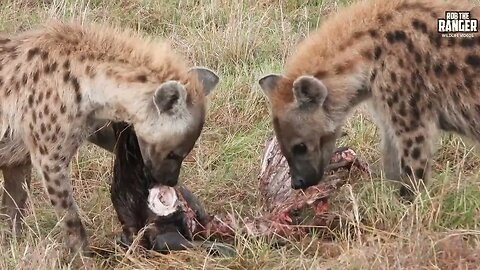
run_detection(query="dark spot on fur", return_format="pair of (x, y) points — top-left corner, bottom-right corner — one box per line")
(63, 71), (70, 82)
(40, 51), (48, 60)
(28, 95), (34, 106)
(75, 93), (82, 103)
(411, 19), (427, 33)
(411, 106), (420, 119)
(85, 65), (95, 78)
(61, 200), (68, 209)
(66, 219), (80, 228)
(460, 37), (476, 47)
(385, 32), (395, 43)
(43, 171), (50, 182)
(415, 136), (424, 143)
(414, 52), (422, 63)
(433, 63), (443, 76)
(44, 105), (49, 115)
(429, 32), (442, 47)
(334, 64), (347, 74)
(352, 31), (364, 39)
(40, 123), (46, 134)
(452, 91), (460, 102)
(447, 37), (456, 47)
(370, 69), (377, 82)
(390, 72), (397, 83)
(136, 74), (147, 83)
(447, 62), (458, 74)
(50, 113), (57, 123)
(361, 50), (372, 60)
(406, 139), (413, 148)
(368, 29), (378, 38)
(465, 78), (473, 89)
(461, 108), (471, 121)
(47, 187), (55, 195)
(374, 46), (382, 60)
(22, 73), (27, 85)
(415, 168), (424, 179)
(315, 70), (328, 78)
(411, 148), (421, 160)
(465, 54), (480, 68)
(404, 165), (413, 176)
(60, 104), (66, 114)
(39, 145), (46, 155)
(392, 115), (398, 123)
(63, 60), (70, 70)
(387, 97), (394, 107)
(33, 71), (39, 83)
(27, 47), (40, 61)
(52, 165), (61, 173)
(71, 76), (80, 92)
(399, 102), (407, 116)
(386, 30), (407, 43)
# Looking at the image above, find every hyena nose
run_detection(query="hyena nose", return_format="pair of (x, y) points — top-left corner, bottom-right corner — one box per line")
(291, 178), (305, 190)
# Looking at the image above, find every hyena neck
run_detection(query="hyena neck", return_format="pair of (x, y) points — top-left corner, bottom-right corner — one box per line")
(321, 64), (373, 123)
(86, 73), (153, 124)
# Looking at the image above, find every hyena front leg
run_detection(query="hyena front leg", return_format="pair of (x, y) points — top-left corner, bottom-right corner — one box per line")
(1, 162), (32, 233)
(28, 134), (89, 254)
(380, 129), (401, 181)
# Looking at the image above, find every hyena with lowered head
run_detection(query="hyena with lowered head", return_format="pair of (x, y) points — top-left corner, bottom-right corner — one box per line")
(259, 0), (480, 199)
(0, 21), (219, 253)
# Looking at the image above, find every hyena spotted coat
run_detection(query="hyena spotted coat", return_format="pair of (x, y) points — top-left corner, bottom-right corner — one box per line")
(0, 21), (219, 253)
(259, 0), (480, 198)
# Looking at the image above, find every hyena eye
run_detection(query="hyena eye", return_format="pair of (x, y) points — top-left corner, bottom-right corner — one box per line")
(167, 151), (179, 160)
(292, 143), (307, 155)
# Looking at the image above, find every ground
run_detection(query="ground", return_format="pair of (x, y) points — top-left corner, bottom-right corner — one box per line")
(1, 0), (480, 269)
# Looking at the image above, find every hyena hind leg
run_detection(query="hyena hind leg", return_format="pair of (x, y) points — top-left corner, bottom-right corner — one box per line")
(396, 127), (436, 202)
(1, 162), (32, 234)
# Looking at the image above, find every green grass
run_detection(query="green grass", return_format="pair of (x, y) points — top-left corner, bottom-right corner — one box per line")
(1, 0), (480, 269)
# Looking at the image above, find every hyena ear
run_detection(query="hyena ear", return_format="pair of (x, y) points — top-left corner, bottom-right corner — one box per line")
(189, 67), (219, 96)
(258, 74), (282, 98)
(292, 76), (328, 109)
(153, 81), (187, 114)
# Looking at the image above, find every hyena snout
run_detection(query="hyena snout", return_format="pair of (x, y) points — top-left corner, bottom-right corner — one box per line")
(144, 161), (181, 187)
(290, 163), (325, 190)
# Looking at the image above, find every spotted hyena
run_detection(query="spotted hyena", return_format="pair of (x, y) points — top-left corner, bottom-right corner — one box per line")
(0, 21), (219, 253)
(258, 0), (480, 198)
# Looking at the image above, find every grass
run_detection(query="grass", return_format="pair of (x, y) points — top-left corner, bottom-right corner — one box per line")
(1, 0), (480, 269)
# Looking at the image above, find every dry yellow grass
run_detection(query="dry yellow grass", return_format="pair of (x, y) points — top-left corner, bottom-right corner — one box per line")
(1, 0), (480, 269)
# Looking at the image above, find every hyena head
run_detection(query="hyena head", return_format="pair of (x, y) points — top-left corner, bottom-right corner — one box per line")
(134, 67), (219, 187)
(259, 74), (341, 190)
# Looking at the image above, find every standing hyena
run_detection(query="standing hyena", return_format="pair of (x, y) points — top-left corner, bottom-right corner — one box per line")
(259, 0), (480, 199)
(0, 21), (219, 253)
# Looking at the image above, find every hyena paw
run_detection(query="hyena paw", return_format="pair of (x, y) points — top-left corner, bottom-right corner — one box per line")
(399, 185), (417, 203)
